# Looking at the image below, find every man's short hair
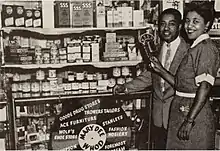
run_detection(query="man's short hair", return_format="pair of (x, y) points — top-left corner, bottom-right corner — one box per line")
(158, 8), (182, 25)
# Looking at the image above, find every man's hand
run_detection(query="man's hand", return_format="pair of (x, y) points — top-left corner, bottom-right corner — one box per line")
(113, 84), (126, 95)
(149, 56), (164, 73)
(177, 119), (194, 140)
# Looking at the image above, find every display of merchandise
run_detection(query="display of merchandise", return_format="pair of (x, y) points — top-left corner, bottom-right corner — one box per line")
(0, 0), (219, 150)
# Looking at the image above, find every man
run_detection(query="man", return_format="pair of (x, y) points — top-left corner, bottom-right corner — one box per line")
(113, 8), (189, 149)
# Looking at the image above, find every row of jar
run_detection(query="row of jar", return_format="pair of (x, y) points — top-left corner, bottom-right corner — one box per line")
(11, 66), (143, 82)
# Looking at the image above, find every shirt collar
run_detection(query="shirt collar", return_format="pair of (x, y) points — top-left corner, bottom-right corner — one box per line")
(164, 36), (181, 48)
(190, 33), (209, 48)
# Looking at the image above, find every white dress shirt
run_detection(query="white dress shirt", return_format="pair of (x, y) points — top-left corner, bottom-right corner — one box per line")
(161, 36), (181, 91)
(161, 36), (181, 69)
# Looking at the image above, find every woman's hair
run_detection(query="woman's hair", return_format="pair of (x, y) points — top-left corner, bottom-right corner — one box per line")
(184, 1), (215, 32)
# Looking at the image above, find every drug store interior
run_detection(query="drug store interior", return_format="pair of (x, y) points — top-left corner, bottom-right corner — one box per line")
(0, 0), (220, 150)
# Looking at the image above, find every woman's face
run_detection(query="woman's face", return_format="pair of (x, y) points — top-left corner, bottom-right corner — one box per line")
(184, 11), (208, 40)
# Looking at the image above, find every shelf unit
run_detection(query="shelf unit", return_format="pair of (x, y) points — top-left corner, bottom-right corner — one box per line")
(2, 26), (153, 35)
(2, 60), (142, 69)
(2, 23), (154, 150)
(13, 90), (151, 104)
(209, 29), (220, 36)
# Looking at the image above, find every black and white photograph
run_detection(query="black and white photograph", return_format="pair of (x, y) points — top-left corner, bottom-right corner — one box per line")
(0, 0), (220, 150)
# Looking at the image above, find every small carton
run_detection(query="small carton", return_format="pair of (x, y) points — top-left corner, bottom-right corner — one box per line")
(107, 10), (113, 27)
(1, 5), (15, 27)
(14, 5), (25, 27)
(82, 0), (94, 27)
(54, 1), (70, 28)
(122, 7), (133, 27)
(25, 9), (33, 28)
(33, 9), (42, 28)
(133, 10), (144, 27)
(71, 1), (83, 27)
(96, 4), (105, 27)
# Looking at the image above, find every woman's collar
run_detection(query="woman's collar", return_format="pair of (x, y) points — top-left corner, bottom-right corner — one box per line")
(190, 33), (209, 48)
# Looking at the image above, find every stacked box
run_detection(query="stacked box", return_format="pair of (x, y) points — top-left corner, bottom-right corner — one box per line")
(96, 4), (105, 27)
(25, 9), (33, 27)
(1, 5), (15, 27)
(113, 9), (119, 27)
(71, 1), (83, 27)
(122, 7), (133, 27)
(91, 43), (99, 62)
(133, 10), (144, 27)
(117, 7), (123, 27)
(107, 10), (113, 27)
(33, 9), (42, 28)
(82, 41), (91, 62)
(82, 0), (94, 27)
(55, 1), (70, 28)
(14, 5), (25, 27)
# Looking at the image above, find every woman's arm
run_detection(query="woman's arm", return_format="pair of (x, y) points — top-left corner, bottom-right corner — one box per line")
(177, 81), (212, 140)
(150, 56), (175, 86)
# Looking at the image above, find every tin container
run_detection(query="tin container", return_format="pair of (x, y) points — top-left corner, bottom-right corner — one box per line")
(36, 70), (45, 80)
(113, 67), (121, 77)
(122, 66), (130, 76)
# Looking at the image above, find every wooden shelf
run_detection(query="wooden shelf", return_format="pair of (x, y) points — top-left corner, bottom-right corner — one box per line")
(14, 90), (152, 104)
(18, 113), (49, 118)
(209, 29), (220, 36)
(0, 101), (7, 105)
(2, 25), (153, 35)
(3, 60), (142, 69)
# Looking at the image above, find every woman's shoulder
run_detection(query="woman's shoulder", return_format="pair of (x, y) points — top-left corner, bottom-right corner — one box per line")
(193, 38), (219, 55)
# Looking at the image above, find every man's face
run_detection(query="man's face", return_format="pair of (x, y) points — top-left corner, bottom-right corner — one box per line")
(159, 14), (181, 43)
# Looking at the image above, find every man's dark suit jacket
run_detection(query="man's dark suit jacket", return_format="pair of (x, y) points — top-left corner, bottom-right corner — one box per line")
(124, 37), (188, 129)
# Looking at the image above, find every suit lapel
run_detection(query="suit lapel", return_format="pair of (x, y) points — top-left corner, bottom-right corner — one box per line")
(169, 38), (188, 74)
(152, 44), (163, 97)
(164, 38), (188, 94)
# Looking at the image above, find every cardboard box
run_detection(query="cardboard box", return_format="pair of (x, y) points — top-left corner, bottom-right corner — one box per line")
(106, 33), (116, 43)
(133, 10), (144, 27)
(96, 4), (105, 27)
(33, 9), (42, 28)
(55, 1), (70, 28)
(1, 5), (15, 27)
(91, 43), (99, 62)
(117, 7), (123, 27)
(25, 9), (33, 28)
(113, 9), (120, 27)
(107, 10), (113, 27)
(14, 5), (25, 27)
(82, 0), (94, 27)
(122, 7), (133, 27)
(71, 1), (83, 27)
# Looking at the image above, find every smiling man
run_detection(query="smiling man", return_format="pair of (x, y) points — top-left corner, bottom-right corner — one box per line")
(113, 8), (189, 149)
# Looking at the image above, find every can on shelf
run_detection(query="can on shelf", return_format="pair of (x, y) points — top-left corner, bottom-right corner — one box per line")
(36, 70), (45, 80)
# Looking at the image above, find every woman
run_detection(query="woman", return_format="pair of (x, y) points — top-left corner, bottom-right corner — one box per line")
(150, 2), (220, 149)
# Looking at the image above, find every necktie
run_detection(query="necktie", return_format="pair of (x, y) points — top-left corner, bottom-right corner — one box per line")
(164, 43), (171, 70)
(161, 43), (171, 92)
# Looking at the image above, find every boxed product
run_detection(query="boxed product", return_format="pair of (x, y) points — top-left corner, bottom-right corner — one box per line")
(107, 10), (113, 27)
(122, 7), (132, 27)
(82, 0), (94, 27)
(1, 5), (15, 27)
(54, 1), (70, 28)
(33, 9), (42, 28)
(25, 9), (33, 27)
(14, 5), (25, 27)
(133, 10), (144, 27)
(96, 3), (105, 27)
(71, 1), (83, 27)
